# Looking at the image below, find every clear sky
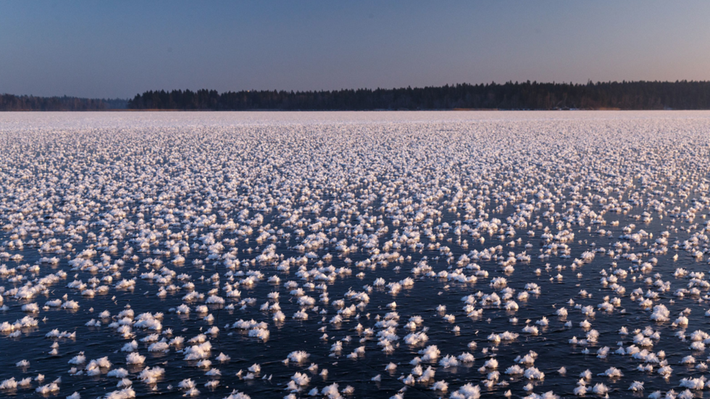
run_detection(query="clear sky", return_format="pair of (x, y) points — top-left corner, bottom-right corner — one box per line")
(1, 0), (709, 99)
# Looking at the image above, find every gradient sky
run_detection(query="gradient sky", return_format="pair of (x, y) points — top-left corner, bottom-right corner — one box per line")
(1, 0), (709, 99)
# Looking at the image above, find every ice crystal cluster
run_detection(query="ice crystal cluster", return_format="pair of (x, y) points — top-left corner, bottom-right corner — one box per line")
(1, 111), (710, 398)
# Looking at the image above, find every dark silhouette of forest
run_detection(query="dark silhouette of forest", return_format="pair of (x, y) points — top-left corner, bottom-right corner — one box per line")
(5, 81), (710, 111)
(0, 94), (127, 111)
(127, 81), (710, 111)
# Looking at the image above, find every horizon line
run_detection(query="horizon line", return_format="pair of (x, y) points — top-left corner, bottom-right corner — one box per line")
(5, 79), (710, 101)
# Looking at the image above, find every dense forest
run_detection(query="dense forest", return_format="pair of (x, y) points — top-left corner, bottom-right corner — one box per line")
(5, 81), (710, 111)
(0, 94), (127, 111)
(127, 81), (710, 111)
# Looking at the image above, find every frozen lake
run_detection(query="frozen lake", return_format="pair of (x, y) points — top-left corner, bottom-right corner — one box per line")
(1, 111), (710, 398)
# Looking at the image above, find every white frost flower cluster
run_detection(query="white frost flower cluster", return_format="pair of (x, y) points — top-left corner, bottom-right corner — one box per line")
(0, 112), (709, 397)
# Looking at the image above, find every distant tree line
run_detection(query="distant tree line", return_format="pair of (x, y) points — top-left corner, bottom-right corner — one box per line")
(0, 94), (127, 111)
(127, 81), (710, 111)
(5, 81), (710, 111)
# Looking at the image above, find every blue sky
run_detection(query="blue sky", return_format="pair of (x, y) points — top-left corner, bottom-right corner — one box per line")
(1, 0), (709, 98)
